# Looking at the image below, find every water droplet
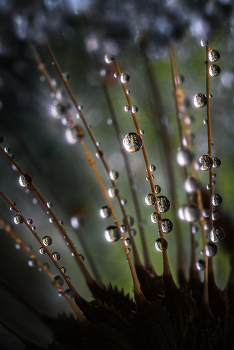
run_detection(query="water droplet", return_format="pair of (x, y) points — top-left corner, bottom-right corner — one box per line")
(108, 187), (118, 198)
(123, 215), (134, 227)
(96, 150), (103, 159)
(4, 147), (10, 153)
(203, 221), (211, 231)
(8, 153), (14, 159)
(104, 54), (115, 64)
(120, 73), (130, 83)
(184, 205), (200, 222)
(207, 184), (211, 190)
(61, 267), (66, 273)
(59, 220), (63, 226)
(212, 212), (219, 221)
(15, 243), (21, 249)
(124, 238), (131, 247)
(211, 194), (222, 206)
(201, 39), (209, 47)
(123, 133), (143, 153)
(157, 196), (171, 213)
(10, 202), (16, 211)
(205, 242), (218, 257)
(28, 258), (36, 267)
(121, 199), (127, 205)
(124, 105), (130, 112)
(131, 105), (138, 113)
(70, 216), (80, 229)
(66, 289), (74, 299)
(31, 225), (36, 231)
(109, 170), (119, 180)
(52, 252), (61, 261)
(176, 148), (194, 166)
(65, 126), (84, 144)
(210, 227), (225, 243)
(178, 205), (186, 221)
(154, 185), (161, 194)
(212, 157), (221, 168)
(53, 275), (64, 286)
(120, 224), (127, 233)
(184, 115), (195, 125)
(33, 198), (37, 205)
(49, 217), (55, 223)
(19, 174), (32, 187)
(14, 214), (24, 224)
(184, 176), (201, 193)
(202, 209), (211, 218)
(105, 226), (121, 243)
(130, 228), (137, 237)
(126, 89), (130, 94)
(100, 206), (111, 219)
(199, 155), (213, 171)
(151, 212), (159, 224)
(203, 119), (208, 125)
(114, 73), (118, 78)
(209, 65), (221, 77)
(161, 219), (173, 233)
(43, 263), (50, 270)
(47, 202), (53, 208)
(192, 225), (199, 234)
(39, 247), (46, 254)
(140, 129), (145, 135)
(42, 236), (52, 246)
(155, 238), (168, 252)
(78, 254), (84, 261)
(63, 72), (70, 81)
(145, 194), (156, 206)
(194, 93), (207, 108)
(208, 50), (220, 62)
(150, 164), (156, 172)
(196, 259), (205, 271)
(58, 291), (63, 297)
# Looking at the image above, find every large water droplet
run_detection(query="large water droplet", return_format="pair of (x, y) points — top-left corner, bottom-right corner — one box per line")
(205, 242), (218, 257)
(19, 174), (32, 187)
(145, 194), (156, 206)
(176, 149), (193, 166)
(42, 236), (52, 246)
(157, 196), (171, 213)
(123, 133), (143, 153)
(209, 65), (221, 77)
(210, 227), (225, 243)
(52, 252), (61, 261)
(199, 155), (213, 171)
(184, 176), (201, 193)
(194, 93), (207, 108)
(208, 49), (220, 62)
(155, 238), (168, 252)
(184, 205), (200, 222)
(196, 259), (205, 271)
(211, 194), (222, 206)
(120, 73), (130, 83)
(161, 219), (173, 233)
(109, 170), (119, 180)
(105, 226), (121, 243)
(14, 214), (24, 224)
(100, 206), (111, 219)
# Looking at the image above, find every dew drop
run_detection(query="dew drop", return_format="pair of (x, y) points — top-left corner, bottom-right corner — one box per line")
(58, 291), (63, 297)
(196, 259), (205, 271)
(194, 93), (207, 108)
(199, 155), (213, 171)
(123, 133), (143, 153)
(207, 184), (211, 190)
(203, 221), (211, 231)
(61, 267), (66, 273)
(203, 119), (208, 125)
(96, 150), (103, 159)
(157, 196), (171, 213)
(201, 39), (209, 47)
(184, 176), (201, 193)
(28, 258), (36, 267)
(4, 147), (10, 153)
(176, 148), (194, 166)
(126, 89), (130, 94)
(210, 227), (225, 243)
(79, 254), (84, 261)
(151, 212), (159, 224)
(154, 185), (161, 194)
(209, 65), (221, 77)
(191, 225), (199, 234)
(161, 219), (173, 233)
(53, 275), (64, 286)
(202, 209), (211, 218)
(108, 187), (118, 198)
(121, 198), (127, 205)
(120, 224), (127, 233)
(105, 226), (121, 243)
(150, 164), (156, 172)
(212, 212), (219, 221)
(14, 214), (24, 225)
(212, 157), (221, 168)
(66, 289), (74, 299)
(145, 194), (156, 206)
(63, 72), (70, 81)
(140, 129), (145, 135)
(52, 252), (61, 261)
(184, 205), (200, 223)
(205, 242), (218, 257)
(208, 49), (220, 62)
(109, 170), (119, 180)
(123, 215), (134, 227)
(104, 54), (115, 64)
(39, 247), (46, 254)
(120, 73), (130, 83)
(155, 238), (168, 252)
(65, 126), (84, 144)
(49, 217), (55, 223)
(178, 205), (186, 221)
(100, 206), (111, 219)
(124, 238), (131, 247)
(15, 243), (21, 249)
(43, 263), (50, 270)
(124, 105), (130, 112)
(211, 194), (222, 206)
(31, 225), (36, 231)
(131, 105), (138, 113)
(130, 228), (137, 237)
(70, 216), (80, 229)
(19, 174), (32, 187)
(42, 236), (52, 246)
(47, 202), (53, 208)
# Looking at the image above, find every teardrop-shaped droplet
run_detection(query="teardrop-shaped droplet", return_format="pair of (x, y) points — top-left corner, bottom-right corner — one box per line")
(205, 242), (218, 257)
(157, 196), (171, 213)
(194, 93), (207, 108)
(184, 205), (200, 223)
(42, 236), (52, 246)
(120, 73), (130, 83)
(14, 214), (24, 225)
(100, 206), (111, 219)
(161, 219), (173, 233)
(212, 212), (219, 221)
(211, 194), (222, 206)
(109, 170), (119, 181)
(52, 252), (61, 261)
(123, 133), (143, 153)
(199, 155), (213, 171)
(105, 226), (121, 243)
(210, 227), (225, 243)
(209, 64), (221, 77)
(176, 148), (194, 166)
(184, 176), (201, 193)
(61, 267), (66, 273)
(145, 194), (156, 206)
(70, 216), (80, 229)
(208, 49), (220, 62)
(155, 238), (168, 252)
(19, 174), (32, 187)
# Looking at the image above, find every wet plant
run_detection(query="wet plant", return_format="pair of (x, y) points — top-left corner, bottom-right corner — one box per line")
(1, 3), (234, 350)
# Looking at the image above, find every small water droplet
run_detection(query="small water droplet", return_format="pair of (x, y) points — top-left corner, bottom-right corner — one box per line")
(161, 219), (173, 233)
(121, 198), (127, 205)
(201, 39), (209, 47)
(212, 157), (221, 168)
(108, 187), (118, 198)
(212, 212), (219, 221)
(209, 65), (221, 77)
(176, 148), (194, 166)
(49, 217), (55, 223)
(14, 214), (24, 225)
(123, 215), (134, 227)
(210, 227), (225, 243)
(203, 221), (211, 231)
(28, 258), (36, 267)
(151, 212), (159, 224)
(109, 170), (119, 180)
(191, 225), (199, 234)
(124, 238), (131, 247)
(184, 176), (201, 193)
(15, 243), (21, 249)
(105, 226), (121, 243)
(205, 242), (218, 257)
(126, 89), (130, 94)
(47, 202), (53, 208)
(184, 205), (200, 223)
(208, 50), (220, 62)
(120, 73), (130, 83)
(42, 236), (52, 246)
(199, 155), (213, 171)
(211, 194), (222, 206)
(140, 129), (145, 135)
(61, 267), (66, 273)
(157, 196), (171, 213)
(104, 54), (115, 64)
(155, 238), (168, 252)
(96, 150), (103, 159)
(154, 185), (161, 194)
(19, 174), (32, 187)
(120, 224), (127, 233)
(150, 164), (156, 172)
(203, 119), (208, 125)
(100, 206), (111, 219)
(52, 252), (61, 261)
(196, 259), (205, 271)
(63, 72), (70, 81)
(39, 247), (46, 254)
(70, 216), (80, 229)
(123, 133), (143, 153)
(202, 209), (211, 218)
(194, 93), (207, 108)
(131, 105), (138, 113)
(53, 275), (64, 286)
(145, 194), (156, 206)
(124, 105), (130, 112)
(31, 225), (36, 231)
(66, 289), (74, 299)
(27, 219), (33, 225)
(65, 126), (84, 144)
